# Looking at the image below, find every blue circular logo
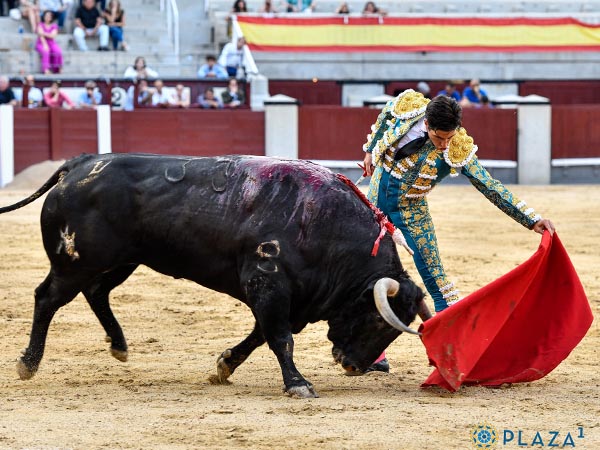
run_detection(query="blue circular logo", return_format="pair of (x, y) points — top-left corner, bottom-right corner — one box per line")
(471, 423), (498, 449)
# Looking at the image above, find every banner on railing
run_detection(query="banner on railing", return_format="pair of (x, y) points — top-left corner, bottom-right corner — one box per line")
(236, 16), (600, 52)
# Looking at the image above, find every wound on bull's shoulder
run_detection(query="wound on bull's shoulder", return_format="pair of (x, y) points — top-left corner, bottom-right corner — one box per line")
(56, 226), (80, 261)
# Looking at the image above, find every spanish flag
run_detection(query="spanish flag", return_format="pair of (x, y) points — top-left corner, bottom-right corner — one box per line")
(420, 232), (593, 391)
(237, 16), (600, 52)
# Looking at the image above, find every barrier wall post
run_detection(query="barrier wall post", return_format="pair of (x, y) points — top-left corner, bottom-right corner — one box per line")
(517, 100), (551, 184)
(97, 104), (112, 154)
(0, 105), (14, 187)
(264, 94), (299, 159)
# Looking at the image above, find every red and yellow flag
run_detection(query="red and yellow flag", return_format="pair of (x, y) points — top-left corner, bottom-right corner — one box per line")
(237, 16), (600, 52)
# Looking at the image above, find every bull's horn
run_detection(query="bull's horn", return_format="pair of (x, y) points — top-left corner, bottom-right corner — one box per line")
(374, 278), (421, 336)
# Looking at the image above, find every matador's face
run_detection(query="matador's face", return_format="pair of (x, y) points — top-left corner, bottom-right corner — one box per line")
(425, 119), (458, 151)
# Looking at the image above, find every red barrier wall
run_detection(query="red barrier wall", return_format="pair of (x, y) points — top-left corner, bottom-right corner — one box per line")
(13, 109), (51, 174)
(111, 109), (265, 156)
(298, 106), (518, 161)
(269, 80), (342, 105)
(520, 81), (600, 105)
(551, 105), (600, 159)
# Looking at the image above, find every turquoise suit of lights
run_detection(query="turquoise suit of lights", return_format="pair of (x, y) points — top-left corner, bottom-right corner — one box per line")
(363, 90), (542, 312)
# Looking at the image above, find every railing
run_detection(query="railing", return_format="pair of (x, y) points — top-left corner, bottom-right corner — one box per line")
(160, 0), (180, 56)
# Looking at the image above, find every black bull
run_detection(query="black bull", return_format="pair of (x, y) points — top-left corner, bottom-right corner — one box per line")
(0, 153), (431, 398)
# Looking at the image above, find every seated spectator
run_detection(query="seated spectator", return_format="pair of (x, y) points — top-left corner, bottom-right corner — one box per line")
(78, 80), (102, 109)
(437, 81), (461, 102)
(285, 0), (315, 13)
(221, 78), (245, 108)
(169, 83), (190, 108)
(461, 78), (488, 107)
(20, 0), (40, 33)
(21, 74), (44, 108)
(227, 0), (247, 38)
(73, 0), (110, 51)
(0, 75), (18, 106)
(150, 79), (170, 107)
(39, 0), (69, 30)
(197, 87), (223, 109)
(218, 37), (248, 78)
(259, 0), (277, 13)
(123, 78), (152, 110)
(197, 55), (228, 80)
(43, 80), (74, 108)
(477, 95), (494, 109)
(103, 0), (128, 51)
(123, 56), (158, 81)
(336, 2), (349, 13)
(35, 11), (63, 75)
(362, 1), (385, 15)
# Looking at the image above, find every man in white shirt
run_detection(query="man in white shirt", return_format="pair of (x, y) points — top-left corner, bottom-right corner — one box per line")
(218, 37), (246, 78)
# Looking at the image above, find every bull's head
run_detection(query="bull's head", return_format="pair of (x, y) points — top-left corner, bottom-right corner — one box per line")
(327, 276), (429, 373)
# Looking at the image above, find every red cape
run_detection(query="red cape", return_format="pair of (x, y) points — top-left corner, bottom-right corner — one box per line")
(419, 232), (593, 392)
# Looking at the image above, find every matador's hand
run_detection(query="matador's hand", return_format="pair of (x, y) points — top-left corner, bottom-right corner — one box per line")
(533, 218), (555, 236)
(363, 152), (374, 176)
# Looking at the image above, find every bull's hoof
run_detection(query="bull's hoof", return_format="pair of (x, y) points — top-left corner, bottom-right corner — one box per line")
(105, 335), (112, 343)
(110, 348), (128, 362)
(16, 358), (37, 380)
(285, 384), (319, 399)
(215, 349), (233, 384)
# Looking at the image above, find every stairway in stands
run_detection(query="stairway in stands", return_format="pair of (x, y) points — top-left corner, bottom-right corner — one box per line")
(0, 0), (185, 77)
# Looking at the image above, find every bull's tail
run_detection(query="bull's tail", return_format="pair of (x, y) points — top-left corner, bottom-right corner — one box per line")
(0, 164), (68, 214)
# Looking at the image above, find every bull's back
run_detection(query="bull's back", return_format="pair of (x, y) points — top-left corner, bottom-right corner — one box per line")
(41, 153), (387, 297)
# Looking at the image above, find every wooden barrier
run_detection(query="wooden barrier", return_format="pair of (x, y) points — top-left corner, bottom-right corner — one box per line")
(552, 105), (600, 159)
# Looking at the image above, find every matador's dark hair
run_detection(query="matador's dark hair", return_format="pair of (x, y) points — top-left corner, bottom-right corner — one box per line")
(425, 95), (462, 131)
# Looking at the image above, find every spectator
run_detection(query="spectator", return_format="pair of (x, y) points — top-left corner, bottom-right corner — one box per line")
(259, 0), (277, 13)
(335, 2), (349, 13)
(20, 0), (40, 33)
(38, 0), (69, 30)
(416, 81), (431, 99)
(221, 78), (245, 108)
(227, 0), (247, 37)
(0, 76), (18, 106)
(21, 74), (44, 108)
(73, 0), (110, 51)
(362, 1), (385, 15)
(286, 0), (315, 13)
(437, 81), (461, 102)
(218, 37), (247, 78)
(103, 0), (128, 51)
(477, 95), (494, 109)
(197, 87), (223, 109)
(150, 79), (170, 107)
(123, 56), (158, 80)
(197, 55), (228, 80)
(169, 83), (190, 108)
(78, 80), (102, 109)
(35, 10), (63, 75)
(43, 80), (74, 108)
(123, 78), (152, 110)
(461, 78), (488, 107)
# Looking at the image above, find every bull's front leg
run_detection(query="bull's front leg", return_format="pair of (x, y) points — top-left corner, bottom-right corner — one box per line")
(243, 274), (318, 398)
(214, 321), (266, 384)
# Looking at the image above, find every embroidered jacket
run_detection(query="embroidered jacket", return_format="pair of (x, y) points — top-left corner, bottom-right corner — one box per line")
(363, 90), (542, 229)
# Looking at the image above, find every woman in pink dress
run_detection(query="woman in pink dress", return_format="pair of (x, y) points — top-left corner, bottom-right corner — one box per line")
(35, 11), (63, 75)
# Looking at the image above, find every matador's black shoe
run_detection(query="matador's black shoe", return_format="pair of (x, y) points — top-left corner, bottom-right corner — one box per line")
(364, 358), (390, 373)
(344, 358), (390, 376)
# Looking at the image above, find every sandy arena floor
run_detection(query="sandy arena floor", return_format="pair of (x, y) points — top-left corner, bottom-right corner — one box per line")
(0, 163), (598, 449)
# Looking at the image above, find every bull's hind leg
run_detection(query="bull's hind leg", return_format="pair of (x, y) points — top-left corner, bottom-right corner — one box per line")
(82, 264), (138, 363)
(214, 321), (266, 384)
(243, 273), (318, 398)
(18, 271), (86, 380)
